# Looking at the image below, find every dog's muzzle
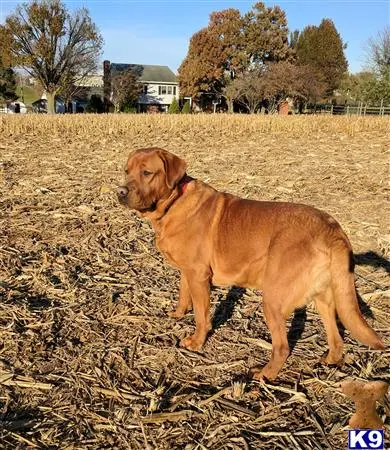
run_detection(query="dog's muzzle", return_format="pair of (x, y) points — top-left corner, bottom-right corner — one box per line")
(117, 186), (129, 204)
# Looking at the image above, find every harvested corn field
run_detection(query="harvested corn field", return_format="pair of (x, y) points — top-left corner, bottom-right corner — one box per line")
(0, 115), (389, 449)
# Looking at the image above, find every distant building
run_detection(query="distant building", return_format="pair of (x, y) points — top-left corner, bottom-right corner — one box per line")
(103, 61), (179, 112)
(74, 75), (104, 98)
(71, 75), (104, 112)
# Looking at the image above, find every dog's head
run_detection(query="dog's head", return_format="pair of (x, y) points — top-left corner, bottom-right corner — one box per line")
(117, 148), (187, 213)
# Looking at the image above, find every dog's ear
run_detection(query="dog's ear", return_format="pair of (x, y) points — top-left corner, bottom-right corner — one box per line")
(158, 150), (187, 189)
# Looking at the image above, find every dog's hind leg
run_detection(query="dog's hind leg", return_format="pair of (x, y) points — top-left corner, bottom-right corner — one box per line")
(250, 242), (314, 381)
(250, 296), (291, 381)
(315, 286), (344, 365)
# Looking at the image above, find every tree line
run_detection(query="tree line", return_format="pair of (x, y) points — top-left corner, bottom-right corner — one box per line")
(179, 2), (389, 112)
(1, 0), (389, 113)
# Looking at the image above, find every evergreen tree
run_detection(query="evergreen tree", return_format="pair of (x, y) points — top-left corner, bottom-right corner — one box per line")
(181, 101), (191, 113)
(0, 62), (17, 102)
(289, 30), (300, 49)
(296, 19), (347, 97)
(86, 94), (104, 113)
(168, 97), (180, 114)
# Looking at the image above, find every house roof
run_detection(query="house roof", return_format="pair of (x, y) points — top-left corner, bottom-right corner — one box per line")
(110, 63), (178, 83)
(76, 75), (103, 87)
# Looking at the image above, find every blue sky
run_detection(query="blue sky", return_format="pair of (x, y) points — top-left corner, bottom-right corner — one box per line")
(1, 0), (389, 73)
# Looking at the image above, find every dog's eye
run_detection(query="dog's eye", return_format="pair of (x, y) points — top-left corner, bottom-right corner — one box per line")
(142, 170), (153, 177)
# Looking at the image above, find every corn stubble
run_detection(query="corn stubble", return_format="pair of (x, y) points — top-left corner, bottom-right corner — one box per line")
(0, 114), (389, 449)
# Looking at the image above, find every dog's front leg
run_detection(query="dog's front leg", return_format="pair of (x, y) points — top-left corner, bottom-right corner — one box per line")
(168, 273), (193, 319)
(179, 273), (211, 352)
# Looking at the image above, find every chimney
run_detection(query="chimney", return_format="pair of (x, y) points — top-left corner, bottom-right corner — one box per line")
(103, 60), (111, 112)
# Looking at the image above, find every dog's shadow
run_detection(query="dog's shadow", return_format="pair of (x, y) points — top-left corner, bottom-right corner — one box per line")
(211, 286), (308, 351)
(210, 251), (388, 351)
(212, 286), (245, 330)
(354, 251), (390, 275)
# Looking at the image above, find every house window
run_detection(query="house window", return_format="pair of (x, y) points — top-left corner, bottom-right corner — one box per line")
(158, 85), (177, 96)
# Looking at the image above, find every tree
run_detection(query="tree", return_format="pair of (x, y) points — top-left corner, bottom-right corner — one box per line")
(289, 30), (300, 49)
(243, 2), (293, 65)
(361, 27), (390, 105)
(178, 28), (226, 99)
(360, 75), (390, 105)
(86, 94), (104, 113)
(59, 80), (89, 112)
(365, 26), (390, 78)
(168, 97), (180, 114)
(178, 8), (244, 100)
(0, 27), (17, 103)
(224, 62), (324, 114)
(262, 62), (324, 112)
(179, 2), (293, 102)
(0, 26), (13, 67)
(294, 64), (326, 106)
(338, 72), (371, 103)
(338, 28), (390, 106)
(181, 101), (191, 114)
(224, 69), (266, 113)
(0, 61), (17, 102)
(296, 19), (347, 97)
(110, 69), (141, 113)
(0, 0), (103, 113)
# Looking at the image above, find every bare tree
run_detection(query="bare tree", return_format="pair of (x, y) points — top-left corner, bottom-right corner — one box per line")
(110, 69), (142, 113)
(1, 0), (103, 113)
(224, 62), (324, 114)
(365, 26), (390, 77)
(263, 62), (324, 112)
(59, 80), (89, 112)
(224, 69), (266, 113)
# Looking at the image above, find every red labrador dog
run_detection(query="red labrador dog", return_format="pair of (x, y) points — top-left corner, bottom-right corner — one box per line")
(117, 148), (384, 381)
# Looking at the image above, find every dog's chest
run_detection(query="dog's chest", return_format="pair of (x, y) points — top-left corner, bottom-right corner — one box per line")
(155, 234), (181, 268)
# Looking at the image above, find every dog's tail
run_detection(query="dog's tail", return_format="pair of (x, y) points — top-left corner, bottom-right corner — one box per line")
(330, 241), (385, 350)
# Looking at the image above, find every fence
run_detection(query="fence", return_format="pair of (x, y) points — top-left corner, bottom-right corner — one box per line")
(312, 103), (390, 116)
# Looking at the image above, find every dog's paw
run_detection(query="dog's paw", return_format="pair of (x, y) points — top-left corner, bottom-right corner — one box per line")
(249, 367), (267, 382)
(168, 309), (186, 319)
(180, 335), (203, 352)
(249, 365), (277, 382)
(319, 351), (344, 366)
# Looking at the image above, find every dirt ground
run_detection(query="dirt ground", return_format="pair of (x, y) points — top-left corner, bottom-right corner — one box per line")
(0, 116), (389, 449)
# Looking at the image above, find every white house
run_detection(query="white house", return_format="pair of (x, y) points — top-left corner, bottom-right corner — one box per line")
(103, 61), (179, 112)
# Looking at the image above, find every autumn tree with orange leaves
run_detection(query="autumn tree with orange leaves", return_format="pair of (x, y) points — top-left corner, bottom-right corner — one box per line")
(179, 2), (293, 108)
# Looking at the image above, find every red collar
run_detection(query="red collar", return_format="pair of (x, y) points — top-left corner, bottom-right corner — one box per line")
(153, 175), (194, 220)
(178, 174), (193, 195)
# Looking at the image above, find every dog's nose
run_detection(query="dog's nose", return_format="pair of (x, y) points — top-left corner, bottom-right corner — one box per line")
(117, 186), (129, 198)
